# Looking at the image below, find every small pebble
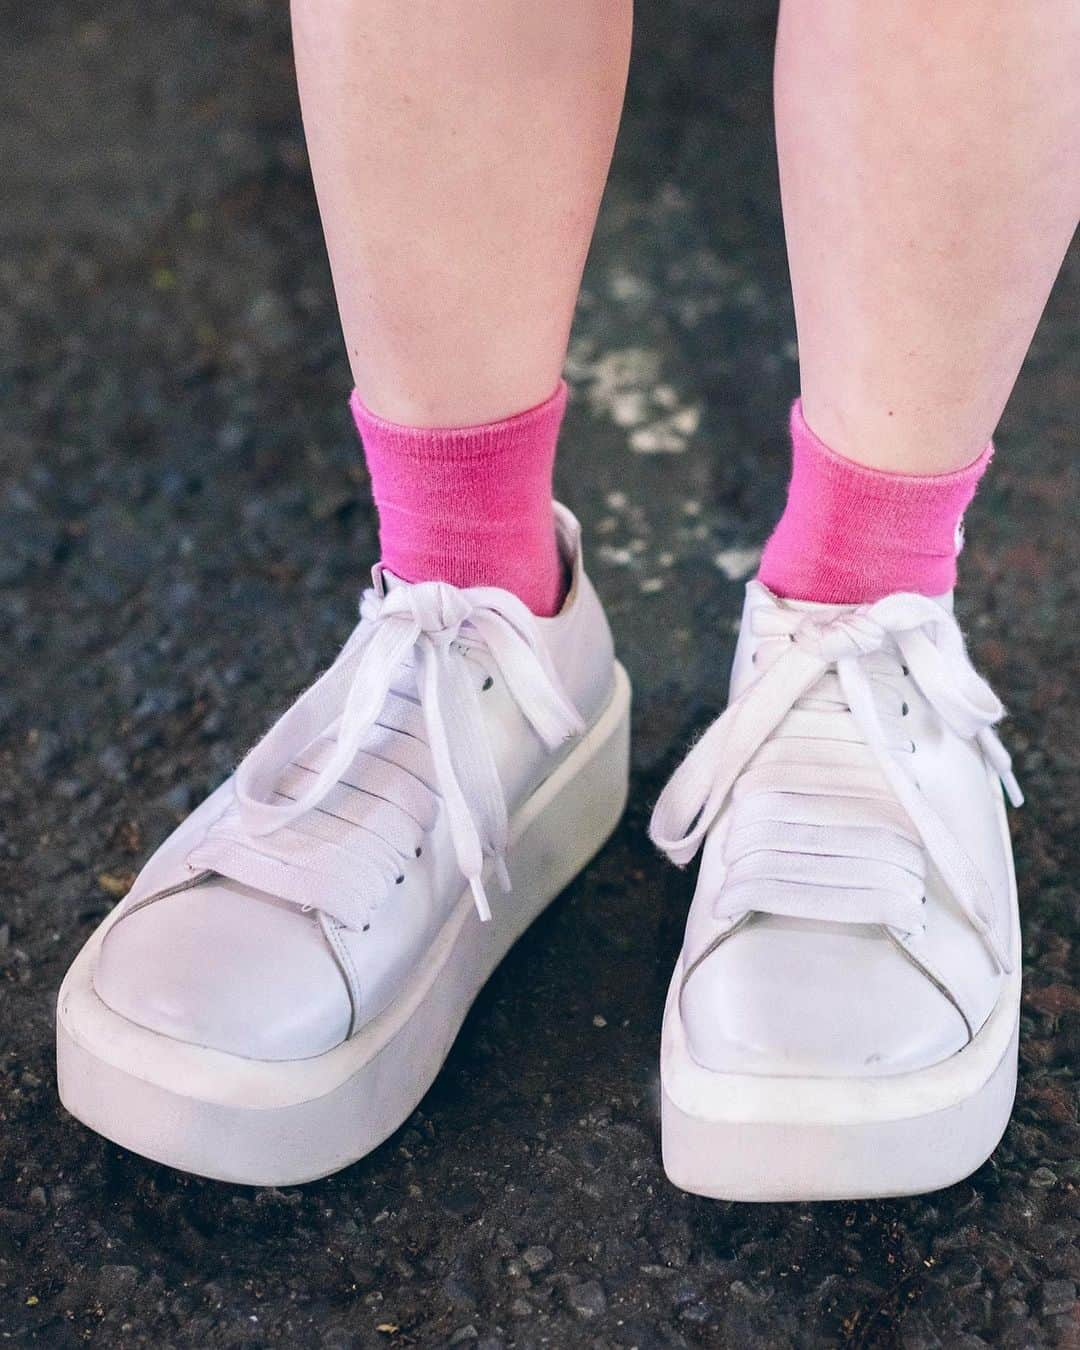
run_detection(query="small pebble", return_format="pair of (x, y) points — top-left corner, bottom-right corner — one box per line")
(565, 1280), (607, 1320)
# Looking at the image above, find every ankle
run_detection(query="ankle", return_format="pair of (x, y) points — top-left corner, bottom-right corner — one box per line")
(352, 382), (568, 616)
(758, 399), (992, 604)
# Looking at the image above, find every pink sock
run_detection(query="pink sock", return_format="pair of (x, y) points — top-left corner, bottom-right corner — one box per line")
(758, 400), (993, 604)
(351, 382), (567, 617)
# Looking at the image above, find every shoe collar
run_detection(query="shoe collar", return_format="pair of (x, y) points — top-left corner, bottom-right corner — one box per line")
(370, 501), (585, 621)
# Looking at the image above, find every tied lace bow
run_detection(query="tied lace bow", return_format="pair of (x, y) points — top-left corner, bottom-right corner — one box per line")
(649, 585), (1022, 970)
(232, 577), (585, 922)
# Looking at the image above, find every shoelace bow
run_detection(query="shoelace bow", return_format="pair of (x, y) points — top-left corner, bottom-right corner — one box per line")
(231, 578), (585, 922)
(649, 586), (1022, 970)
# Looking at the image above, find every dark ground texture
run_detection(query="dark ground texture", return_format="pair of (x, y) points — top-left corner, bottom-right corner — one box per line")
(2, 1), (1078, 1346)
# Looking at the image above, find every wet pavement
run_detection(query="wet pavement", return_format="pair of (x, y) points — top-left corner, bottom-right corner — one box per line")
(2, 0), (1078, 1345)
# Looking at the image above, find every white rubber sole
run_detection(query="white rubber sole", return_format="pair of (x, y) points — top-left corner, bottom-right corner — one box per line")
(661, 791), (1022, 1202)
(57, 664), (631, 1186)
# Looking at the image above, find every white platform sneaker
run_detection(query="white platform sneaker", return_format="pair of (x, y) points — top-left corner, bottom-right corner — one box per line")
(651, 581), (1024, 1201)
(57, 504), (630, 1185)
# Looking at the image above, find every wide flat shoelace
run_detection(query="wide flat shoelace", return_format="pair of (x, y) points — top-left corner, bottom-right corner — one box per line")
(200, 579), (584, 926)
(649, 586), (1022, 970)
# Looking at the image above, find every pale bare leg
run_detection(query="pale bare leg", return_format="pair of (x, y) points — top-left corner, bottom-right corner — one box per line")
(776, 0), (1079, 472)
(292, 0), (632, 425)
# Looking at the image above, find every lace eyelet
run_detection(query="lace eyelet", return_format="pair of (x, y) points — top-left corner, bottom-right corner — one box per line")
(482, 676), (494, 691)
(395, 874), (405, 885)
(901, 702), (909, 717)
(415, 846), (423, 857)
(901, 664), (910, 676)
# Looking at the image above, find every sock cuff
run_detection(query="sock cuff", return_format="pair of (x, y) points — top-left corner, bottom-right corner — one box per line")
(790, 400), (994, 492)
(759, 400), (994, 603)
(350, 380), (566, 616)
(350, 381), (568, 464)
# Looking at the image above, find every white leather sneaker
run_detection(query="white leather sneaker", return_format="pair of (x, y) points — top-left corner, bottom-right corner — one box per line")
(651, 581), (1023, 1201)
(57, 504), (630, 1184)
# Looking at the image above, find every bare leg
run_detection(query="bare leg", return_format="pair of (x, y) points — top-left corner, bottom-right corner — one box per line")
(776, 0), (1079, 472)
(292, 0), (631, 424)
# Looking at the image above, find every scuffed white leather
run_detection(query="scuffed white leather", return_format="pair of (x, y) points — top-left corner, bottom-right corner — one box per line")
(680, 915), (970, 1078)
(96, 882), (352, 1060)
(94, 504), (616, 1061)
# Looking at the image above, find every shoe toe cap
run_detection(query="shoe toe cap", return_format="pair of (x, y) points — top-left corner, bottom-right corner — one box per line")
(680, 916), (969, 1077)
(94, 880), (353, 1060)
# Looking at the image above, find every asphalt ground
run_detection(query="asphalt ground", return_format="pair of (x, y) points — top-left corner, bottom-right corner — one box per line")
(2, 1), (1078, 1344)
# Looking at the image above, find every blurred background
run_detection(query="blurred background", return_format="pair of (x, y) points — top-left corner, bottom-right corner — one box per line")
(2, 1), (1078, 1345)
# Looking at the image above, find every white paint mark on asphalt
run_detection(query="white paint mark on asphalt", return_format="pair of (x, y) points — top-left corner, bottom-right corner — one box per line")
(713, 547), (762, 581)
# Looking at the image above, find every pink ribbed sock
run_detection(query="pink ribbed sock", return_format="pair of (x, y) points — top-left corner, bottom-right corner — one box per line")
(758, 400), (993, 603)
(351, 382), (567, 617)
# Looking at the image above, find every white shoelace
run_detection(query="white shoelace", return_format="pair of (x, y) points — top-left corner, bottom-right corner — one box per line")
(649, 586), (1022, 970)
(221, 578), (584, 924)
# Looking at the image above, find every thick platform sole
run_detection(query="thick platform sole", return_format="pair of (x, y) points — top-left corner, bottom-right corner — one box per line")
(57, 664), (631, 1186)
(660, 956), (1019, 1202)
